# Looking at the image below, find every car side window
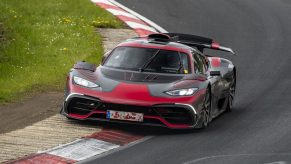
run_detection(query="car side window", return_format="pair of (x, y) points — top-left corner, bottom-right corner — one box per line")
(192, 52), (205, 74)
(179, 52), (190, 74)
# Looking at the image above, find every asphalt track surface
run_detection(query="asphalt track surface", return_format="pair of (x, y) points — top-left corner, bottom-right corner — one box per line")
(84, 0), (291, 163)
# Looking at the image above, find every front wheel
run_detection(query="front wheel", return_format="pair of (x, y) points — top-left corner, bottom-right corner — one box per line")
(226, 73), (236, 112)
(197, 88), (211, 129)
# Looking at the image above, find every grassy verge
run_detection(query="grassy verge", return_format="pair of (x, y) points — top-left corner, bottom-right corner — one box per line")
(0, 0), (123, 104)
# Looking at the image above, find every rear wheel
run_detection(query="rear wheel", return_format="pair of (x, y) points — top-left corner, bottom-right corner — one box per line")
(197, 87), (211, 129)
(226, 73), (236, 112)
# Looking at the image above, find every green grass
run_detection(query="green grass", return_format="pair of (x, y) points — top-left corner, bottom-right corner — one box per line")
(0, 0), (124, 104)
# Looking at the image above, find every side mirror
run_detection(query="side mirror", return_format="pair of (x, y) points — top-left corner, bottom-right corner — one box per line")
(210, 71), (221, 76)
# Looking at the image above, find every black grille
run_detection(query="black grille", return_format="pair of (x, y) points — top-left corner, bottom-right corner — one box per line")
(155, 107), (193, 125)
(67, 97), (101, 115)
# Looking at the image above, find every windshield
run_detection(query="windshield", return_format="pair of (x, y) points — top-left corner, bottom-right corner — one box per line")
(104, 47), (190, 74)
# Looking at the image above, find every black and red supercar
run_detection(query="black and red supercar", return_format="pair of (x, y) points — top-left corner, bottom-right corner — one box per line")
(60, 33), (236, 129)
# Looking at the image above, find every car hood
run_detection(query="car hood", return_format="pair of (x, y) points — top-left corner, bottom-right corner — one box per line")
(72, 66), (202, 100)
(99, 67), (184, 83)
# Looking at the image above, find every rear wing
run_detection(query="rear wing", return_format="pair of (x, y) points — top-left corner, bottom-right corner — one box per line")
(148, 33), (236, 55)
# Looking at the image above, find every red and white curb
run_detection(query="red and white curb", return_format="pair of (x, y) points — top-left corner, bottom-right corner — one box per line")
(91, 0), (168, 36)
(7, 129), (147, 163)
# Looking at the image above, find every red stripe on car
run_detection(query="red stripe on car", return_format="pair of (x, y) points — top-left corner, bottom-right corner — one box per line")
(211, 57), (221, 67)
(211, 42), (220, 49)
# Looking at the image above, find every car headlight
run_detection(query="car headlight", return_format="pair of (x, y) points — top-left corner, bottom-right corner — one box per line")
(73, 76), (99, 88)
(165, 88), (198, 96)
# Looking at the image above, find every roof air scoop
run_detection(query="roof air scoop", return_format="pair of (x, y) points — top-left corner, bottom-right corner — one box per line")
(148, 33), (171, 42)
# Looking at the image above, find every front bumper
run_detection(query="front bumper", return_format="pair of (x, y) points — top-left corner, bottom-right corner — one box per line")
(61, 93), (198, 129)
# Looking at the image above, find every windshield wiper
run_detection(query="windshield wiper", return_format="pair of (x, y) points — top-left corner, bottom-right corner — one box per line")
(139, 49), (160, 72)
(160, 63), (183, 74)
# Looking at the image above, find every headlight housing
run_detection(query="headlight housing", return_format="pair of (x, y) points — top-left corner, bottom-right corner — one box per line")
(165, 88), (198, 96)
(73, 76), (99, 88)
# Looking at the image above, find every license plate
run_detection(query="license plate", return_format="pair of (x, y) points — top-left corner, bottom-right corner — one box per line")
(106, 110), (143, 122)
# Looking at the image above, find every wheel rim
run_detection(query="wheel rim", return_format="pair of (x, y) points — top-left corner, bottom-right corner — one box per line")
(229, 75), (236, 109)
(203, 89), (211, 127)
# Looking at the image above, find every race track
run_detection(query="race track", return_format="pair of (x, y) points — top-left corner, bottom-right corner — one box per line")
(84, 0), (291, 163)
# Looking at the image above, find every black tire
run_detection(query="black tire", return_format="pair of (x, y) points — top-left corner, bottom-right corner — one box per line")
(66, 116), (78, 121)
(66, 116), (74, 120)
(197, 87), (211, 129)
(226, 73), (236, 112)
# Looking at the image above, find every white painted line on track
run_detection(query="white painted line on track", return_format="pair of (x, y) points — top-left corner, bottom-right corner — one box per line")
(183, 154), (291, 164)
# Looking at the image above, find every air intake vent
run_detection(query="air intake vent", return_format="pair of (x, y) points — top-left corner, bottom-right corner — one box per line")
(155, 106), (194, 125)
(68, 97), (101, 115)
(148, 33), (171, 42)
